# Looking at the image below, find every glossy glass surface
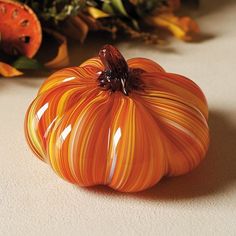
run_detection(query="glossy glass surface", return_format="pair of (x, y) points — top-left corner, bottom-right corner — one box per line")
(25, 56), (209, 192)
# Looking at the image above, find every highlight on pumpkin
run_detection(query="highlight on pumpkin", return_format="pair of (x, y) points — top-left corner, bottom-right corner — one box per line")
(25, 44), (209, 193)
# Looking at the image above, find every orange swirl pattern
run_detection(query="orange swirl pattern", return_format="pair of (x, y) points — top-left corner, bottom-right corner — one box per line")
(25, 46), (209, 192)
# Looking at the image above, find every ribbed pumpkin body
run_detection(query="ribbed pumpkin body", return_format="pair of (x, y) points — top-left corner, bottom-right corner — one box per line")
(25, 47), (209, 192)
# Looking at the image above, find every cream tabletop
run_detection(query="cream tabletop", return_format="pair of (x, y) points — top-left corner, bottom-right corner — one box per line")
(1, 0), (236, 235)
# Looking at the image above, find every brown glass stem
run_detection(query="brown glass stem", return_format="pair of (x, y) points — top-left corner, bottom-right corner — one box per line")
(98, 44), (144, 96)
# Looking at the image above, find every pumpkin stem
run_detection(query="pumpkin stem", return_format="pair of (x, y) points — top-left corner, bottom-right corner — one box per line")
(98, 44), (143, 95)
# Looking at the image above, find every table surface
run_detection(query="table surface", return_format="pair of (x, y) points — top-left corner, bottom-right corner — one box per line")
(1, 1), (236, 235)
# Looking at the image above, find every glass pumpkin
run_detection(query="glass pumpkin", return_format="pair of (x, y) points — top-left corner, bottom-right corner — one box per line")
(25, 45), (209, 192)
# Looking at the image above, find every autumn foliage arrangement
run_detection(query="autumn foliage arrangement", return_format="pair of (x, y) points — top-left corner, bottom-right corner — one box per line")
(0, 0), (200, 77)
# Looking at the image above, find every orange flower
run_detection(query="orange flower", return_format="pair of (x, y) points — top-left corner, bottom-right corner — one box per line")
(0, 0), (42, 58)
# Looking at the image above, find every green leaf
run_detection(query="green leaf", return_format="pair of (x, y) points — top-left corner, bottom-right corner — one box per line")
(12, 57), (44, 70)
(110, 0), (128, 17)
(131, 19), (140, 30)
(18, 0), (88, 24)
(102, 2), (115, 15)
